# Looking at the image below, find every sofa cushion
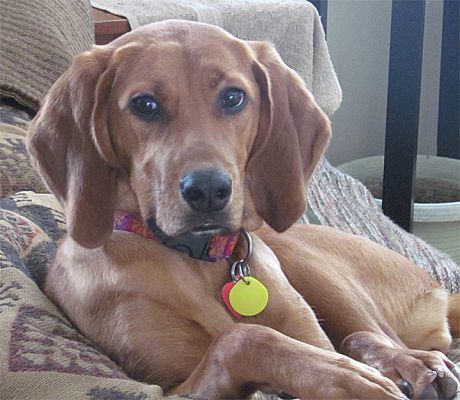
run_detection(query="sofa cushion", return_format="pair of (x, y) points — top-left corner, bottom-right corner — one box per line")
(0, 0), (94, 110)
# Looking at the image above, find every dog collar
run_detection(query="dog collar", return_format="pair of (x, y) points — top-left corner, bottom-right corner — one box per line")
(114, 212), (269, 318)
(113, 211), (240, 262)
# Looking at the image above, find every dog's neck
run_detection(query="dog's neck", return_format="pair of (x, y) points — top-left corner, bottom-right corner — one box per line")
(113, 211), (240, 262)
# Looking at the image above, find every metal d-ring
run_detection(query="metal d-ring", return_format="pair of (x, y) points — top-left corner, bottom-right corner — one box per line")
(229, 231), (253, 285)
(238, 262), (251, 285)
(230, 260), (246, 282)
(241, 230), (253, 263)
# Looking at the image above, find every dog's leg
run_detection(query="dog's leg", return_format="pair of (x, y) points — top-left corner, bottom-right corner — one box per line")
(279, 265), (458, 399)
(341, 289), (458, 400)
(259, 226), (459, 399)
(397, 288), (452, 353)
(170, 323), (405, 399)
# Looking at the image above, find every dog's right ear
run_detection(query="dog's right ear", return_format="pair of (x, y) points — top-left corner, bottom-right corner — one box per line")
(247, 41), (331, 232)
(27, 46), (120, 249)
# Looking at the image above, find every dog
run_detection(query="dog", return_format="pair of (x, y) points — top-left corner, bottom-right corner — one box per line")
(27, 20), (459, 399)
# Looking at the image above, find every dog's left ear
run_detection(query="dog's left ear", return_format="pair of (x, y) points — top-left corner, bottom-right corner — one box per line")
(247, 41), (331, 232)
(27, 45), (122, 248)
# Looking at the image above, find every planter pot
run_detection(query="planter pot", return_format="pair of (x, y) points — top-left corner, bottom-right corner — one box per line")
(338, 155), (460, 264)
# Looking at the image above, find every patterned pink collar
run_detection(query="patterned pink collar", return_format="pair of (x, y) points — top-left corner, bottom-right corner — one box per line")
(113, 211), (240, 262)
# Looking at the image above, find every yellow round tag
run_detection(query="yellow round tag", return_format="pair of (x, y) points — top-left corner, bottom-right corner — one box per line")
(228, 276), (269, 316)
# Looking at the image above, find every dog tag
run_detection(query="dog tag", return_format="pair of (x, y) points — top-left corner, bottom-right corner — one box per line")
(228, 276), (269, 316)
(221, 280), (242, 319)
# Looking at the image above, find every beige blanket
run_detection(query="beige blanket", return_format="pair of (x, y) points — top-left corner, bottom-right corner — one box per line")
(91, 0), (342, 117)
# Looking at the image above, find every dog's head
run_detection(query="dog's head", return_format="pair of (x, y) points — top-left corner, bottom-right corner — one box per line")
(27, 20), (331, 248)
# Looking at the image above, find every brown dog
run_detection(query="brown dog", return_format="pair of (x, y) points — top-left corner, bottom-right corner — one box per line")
(27, 20), (459, 399)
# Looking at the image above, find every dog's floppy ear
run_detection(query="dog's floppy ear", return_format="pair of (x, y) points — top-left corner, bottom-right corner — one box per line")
(247, 41), (331, 232)
(27, 46), (120, 248)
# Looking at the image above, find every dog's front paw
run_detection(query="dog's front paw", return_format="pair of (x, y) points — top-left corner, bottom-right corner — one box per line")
(314, 353), (407, 399)
(341, 332), (459, 400)
(409, 350), (459, 400)
(380, 349), (458, 400)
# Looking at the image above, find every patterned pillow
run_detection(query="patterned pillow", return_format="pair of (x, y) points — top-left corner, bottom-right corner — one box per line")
(0, 192), (173, 400)
(0, 105), (49, 197)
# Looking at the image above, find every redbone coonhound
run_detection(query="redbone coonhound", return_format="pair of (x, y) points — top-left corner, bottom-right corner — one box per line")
(27, 20), (459, 399)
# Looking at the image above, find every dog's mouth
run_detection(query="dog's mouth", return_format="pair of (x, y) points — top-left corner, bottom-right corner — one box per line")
(188, 223), (231, 236)
(147, 217), (235, 240)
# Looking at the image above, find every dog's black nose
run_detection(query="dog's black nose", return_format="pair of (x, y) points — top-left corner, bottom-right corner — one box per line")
(180, 169), (232, 212)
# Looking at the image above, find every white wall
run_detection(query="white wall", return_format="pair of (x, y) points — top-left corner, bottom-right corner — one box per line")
(325, 0), (444, 166)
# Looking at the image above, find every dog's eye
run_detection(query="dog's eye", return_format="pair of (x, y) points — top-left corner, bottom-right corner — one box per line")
(220, 88), (246, 112)
(130, 95), (161, 120)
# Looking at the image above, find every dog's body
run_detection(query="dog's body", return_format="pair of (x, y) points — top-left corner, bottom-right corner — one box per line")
(28, 20), (459, 399)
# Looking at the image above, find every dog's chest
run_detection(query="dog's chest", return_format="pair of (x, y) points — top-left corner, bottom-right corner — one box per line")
(57, 234), (314, 333)
(156, 235), (316, 337)
(49, 234), (330, 386)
